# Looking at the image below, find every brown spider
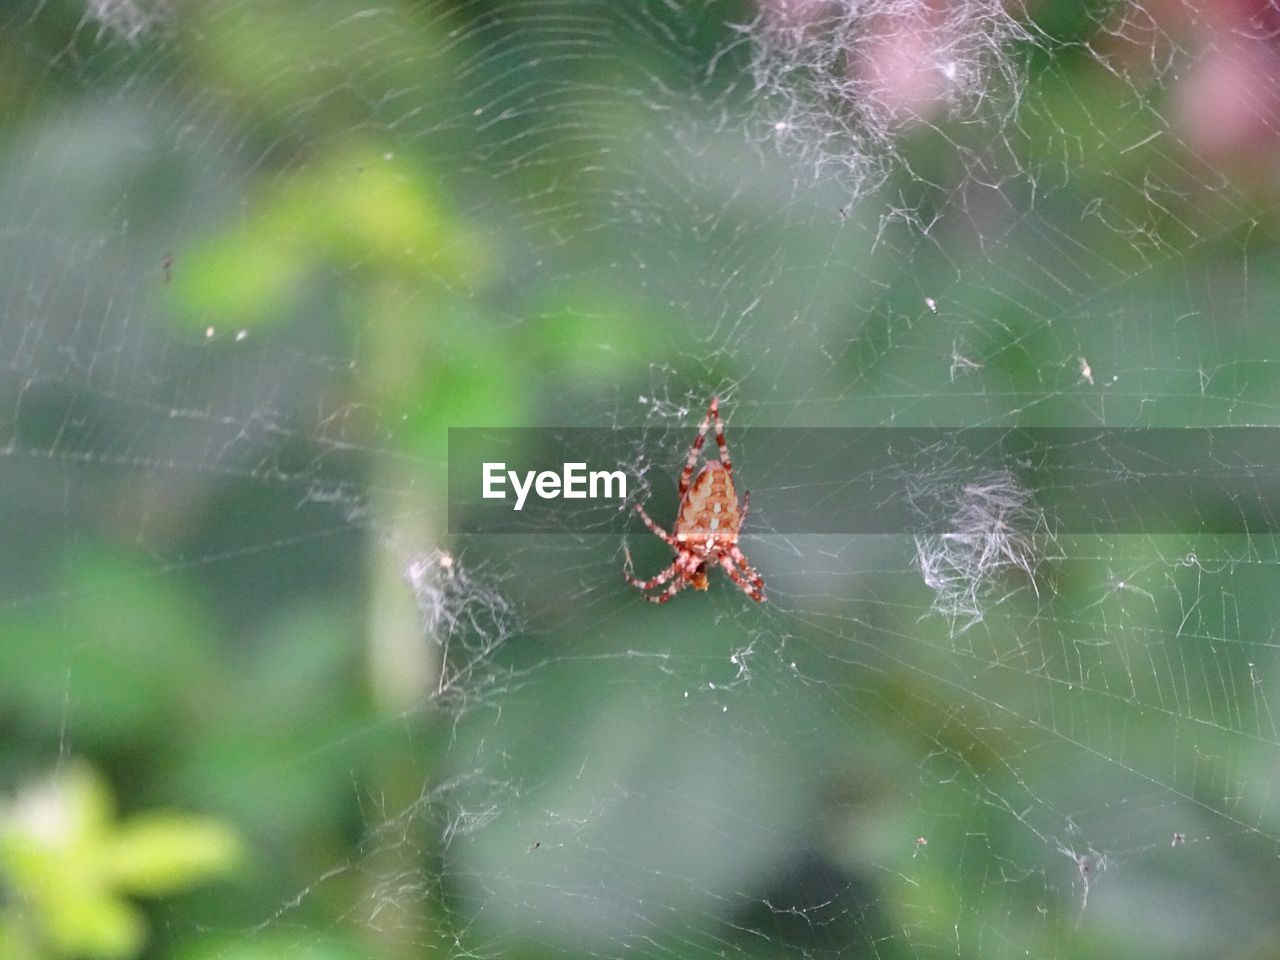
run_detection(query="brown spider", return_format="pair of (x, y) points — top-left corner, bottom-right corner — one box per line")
(624, 396), (765, 604)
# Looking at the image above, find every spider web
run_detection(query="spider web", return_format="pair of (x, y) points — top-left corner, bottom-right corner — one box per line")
(4, 0), (1280, 957)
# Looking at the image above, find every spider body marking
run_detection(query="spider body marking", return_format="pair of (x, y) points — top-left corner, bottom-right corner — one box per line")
(624, 396), (765, 604)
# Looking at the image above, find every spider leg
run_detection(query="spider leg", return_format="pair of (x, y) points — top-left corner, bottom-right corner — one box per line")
(678, 396), (718, 499)
(634, 503), (677, 547)
(738, 489), (750, 528)
(719, 554), (765, 602)
(729, 544), (765, 590)
(622, 547), (681, 591)
(709, 395), (733, 476)
(644, 575), (689, 605)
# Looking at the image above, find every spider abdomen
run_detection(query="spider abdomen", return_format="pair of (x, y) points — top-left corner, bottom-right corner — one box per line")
(676, 465), (740, 541)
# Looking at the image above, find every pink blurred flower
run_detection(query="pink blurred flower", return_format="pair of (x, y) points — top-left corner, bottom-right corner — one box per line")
(1175, 0), (1280, 165)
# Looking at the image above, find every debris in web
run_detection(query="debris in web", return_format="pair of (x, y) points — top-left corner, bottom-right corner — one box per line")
(949, 339), (983, 379)
(407, 550), (517, 703)
(1057, 843), (1109, 923)
(83, 0), (169, 45)
(736, 0), (1031, 192)
(914, 469), (1055, 630)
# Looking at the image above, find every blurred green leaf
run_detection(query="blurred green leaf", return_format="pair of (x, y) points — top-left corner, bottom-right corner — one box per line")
(173, 143), (487, 332)
(0, 762), (241, 960)
(0, 547), (215, 749)
(106, 815), (241, 896)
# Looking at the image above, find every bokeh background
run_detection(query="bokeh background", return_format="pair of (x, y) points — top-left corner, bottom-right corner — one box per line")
(5, 1), (1280, 958)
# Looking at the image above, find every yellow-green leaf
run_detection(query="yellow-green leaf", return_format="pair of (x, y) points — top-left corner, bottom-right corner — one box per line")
(106, 815), (242, 895)
(41, 887), (145, 960)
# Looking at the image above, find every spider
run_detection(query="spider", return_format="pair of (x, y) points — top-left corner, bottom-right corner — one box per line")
(623, 396), (765, 604)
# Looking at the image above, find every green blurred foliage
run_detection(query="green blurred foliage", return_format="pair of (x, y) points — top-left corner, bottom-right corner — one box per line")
(173, 144), (488, 328)
(0, 763), (240, 960)
(1, 1), (1279, 960)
